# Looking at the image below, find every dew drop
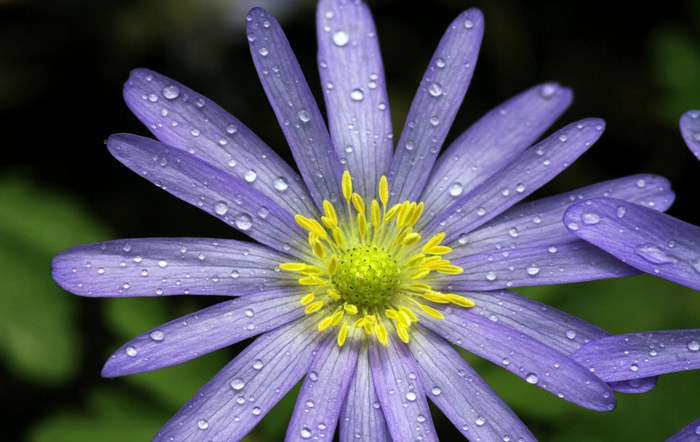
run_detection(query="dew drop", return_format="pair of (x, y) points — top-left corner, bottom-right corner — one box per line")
(230, 378), (246, 390)
(526, 265), (540, 276)
(274, 177), (289, 191)
(300, 427), (312, 439)
(567, 222), (580, 231)
(253, 359), (264, 370)
(582, 212), (600, 224)
(235, 214), (253, 231)
(126, 346), (137, 357)
(308, 371), (318, 381)
(616, 206), (626, 218)
(431, 386), (442, 396)
(350, 89), (364, 101)
(259, 46), (269, 56)
(525, 373), (539, 384)
(688, 340), (700, 351)
(197, 419), (209, 430)
(634, 245), (677, 265)
(539, 83), (558, 99)
(630, 363), (639, 372)
(214, 201), (229, 215)
(486, 271), (497, 281)
(475, 416), (486, 427)
(226, 124), (238, 134)
(162, 85), (181, 99)
(297, 109), (311, 122)
(332, 30), (349, 46)
(245, 308), (254, 318)
(158, 259), (168, 268)
(252, 407), (261, 416)
(448, 182), (463, 197)
(244, 170), (258, 183)
(150, 330), (165, 341)
(428, 82), (443, 97)
(406, 391), (417, 402)
(508, 227), (519, 238)
(565, 329), (577, 340)
(464, 18), (474, 29)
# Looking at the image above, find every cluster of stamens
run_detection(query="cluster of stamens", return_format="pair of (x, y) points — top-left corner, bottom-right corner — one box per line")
(281, 171), (474, 346)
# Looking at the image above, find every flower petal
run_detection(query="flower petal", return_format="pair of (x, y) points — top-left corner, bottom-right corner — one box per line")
(449, 174), (674, 259)
(443, 241), (638, 291)
(107, 134), (311, 259)
(339, 340), (391, 442)
(680, 110), (700, 160)
(607, 378), (658, 394)
(666, 417), (700, 442)
(571, 329), (700, 382)
(409, 325), (535, 441)
(123, 68), (318, 218)
(51, 237), (297, 297)
(287, 329), (359, 441)
(102, 289), (305, 377)
(247, 8), (344, 212)
(388, 9), (483, 204)
(421, 305), (616, 411)
(154, 315), (323, 441)
(316, 0), (393, 199)
(424, 119), (605, 242)
(564, 197), (700, 290)
(420, 82), (572, 225)
(369, 338), (437, 441)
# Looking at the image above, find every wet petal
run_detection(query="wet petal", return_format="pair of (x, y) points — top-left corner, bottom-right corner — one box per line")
(666, 417), (700, 442)
(420, 82), (572, 226)
(571, 329), (700, 382)
(155, 315), (322, 441)
(450, 174), (674, 259)
(409, 326), (535, 441)
(247, 8), (344, 212)
(388, 9), (483, 204)
(123, 68), (317, 218)
(317, 0), (392, 199)
(51, 237), (296, 297)
(680, 110), (700, 160)
(339, 341), (391, 442)
(369, 338), (437, 441)
(102, 289), (305, 376)
(107, 134), (311, 259)
(422, 305), (616, 411)
(443, 241), (638, 291)
(425, 118), (605, 242)
(564, 197), (700, 290)
(287, 330), (359, 441)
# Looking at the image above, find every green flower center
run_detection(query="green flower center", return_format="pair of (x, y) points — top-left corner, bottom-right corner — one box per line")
(335, 246), (400, 306)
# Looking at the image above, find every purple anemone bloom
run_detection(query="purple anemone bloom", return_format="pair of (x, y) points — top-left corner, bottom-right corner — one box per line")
(564, 111), (700, 290)
(52, 1), (676, 440)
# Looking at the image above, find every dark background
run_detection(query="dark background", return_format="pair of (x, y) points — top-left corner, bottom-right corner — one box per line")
(1, 0), (699, 440)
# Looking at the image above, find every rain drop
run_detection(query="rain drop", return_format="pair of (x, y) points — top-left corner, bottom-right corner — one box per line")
(475, 416), (486, 427)
(150, 330), (165, 341)
(197, 419), (209, 430)
(158, 259), (168, 268)
(126, 346), (137, 357)
(539, 83), (558, 99)
(162, 85), (181, 100)
(235, 214), (253, 231)
(230, 378), (246, 390)
(350, 89), (364, 101)
(431, 386), (442, 396)
(252, 407), (261, 416)
(448, 182), (463, 197)
(274, 177), (289, 191)
(428, 82), (443, 97)
(214, 201), (229, 215)
(244, 170), (258, 183)
(300, 427), (312, 439)
(616, 206), (626, 218)
(406, 391), (417, 402)
(582, 212), (600, 224)
(688, 340), (700, 352)
(634, 245), (677, 264)
(298, 109), (311, 122)
(565, 330), (577, 340)
(332, 30), (349, 47)
(486, 271), (497, 281)
(526, 265), (540, 276)
(253, 359), (264, 370)
(464, 18), (474, 29)
(525, 373), (539, 384)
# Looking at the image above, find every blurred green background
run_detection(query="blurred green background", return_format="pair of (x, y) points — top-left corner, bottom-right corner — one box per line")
(1, 0), (699, 440)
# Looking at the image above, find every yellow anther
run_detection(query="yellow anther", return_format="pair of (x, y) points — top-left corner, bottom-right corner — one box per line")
(419, 303), (445, 320)
(352, 193), (365, 214)
(318, 316), (334, 331)
(395, 310), (411, 328)
(447, 294), (475, 307)
(397, 202), (411, 227)
(384, 204), (401, 222)
(403, 232), (421, 247)
(379, 176), (389, 206)
(410, 269), (431, 280)
(384, 309), (398, 320)
(299, 276), (325, 286)
(395, 227), (410, 245)
(295, 215), (328, 240)
(436, 265), (463, 274)
(332, 228), (346, 249)
(300, 293), (315, 305)
(323, 200), (337, 224)
(395, 322), (409, 343)
(321, 216), (336, 229)
(422, 232), (446, 253)
(409, 202), (424, 226)
(342, 170), (352, 201)
(376, 323), (388, 346)
(407, 253), (426, 266)
(305, 300), (324, 314)
(280, 262), (306, 271)
(426, 245), (452, 255)
(371, 200), (381, 227)
(421, 291), (450, 303)
(398, 306), (418, 322)
(338, 322), (348, 346)
(344, 304), (358, 315)
(408, 283), (432, 292)
(311, 240), (326, 260)
(331, 310), (344, 326)
(328, 255), (338, 276)
(357, 212), (368, 237)
(327, 288), (342, 301)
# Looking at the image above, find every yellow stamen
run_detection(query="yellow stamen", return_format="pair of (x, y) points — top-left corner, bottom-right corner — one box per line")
(419, 303), (444, 320)
(342, 170), (352, 201)
(337, 322), (348, 346)
(305, 300), (324, 314)
(379, 176), (389, 206)
(447, 294), (475, 307)
(300, 293), (315, 305)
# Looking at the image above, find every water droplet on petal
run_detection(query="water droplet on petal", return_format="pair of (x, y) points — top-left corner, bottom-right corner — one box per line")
(527, 265), (540, 276)
(475, 416), (486, 426)
(300, 427), (312, 439)
(253, 359), (264, 370)
(525, 373), (539, 384)
(616, 206), (626, 218)
(688, 340), (700, 351)
(431, 386), (442, 396)
(486, 271), (496, 281)
(463, 18), (474, 29)
(332, 30), (349, 46)
(150, 330), (164, 341)
(197, 419), (209, 430)
(539, 83), (558, 99)
(162, 85), (181, 99)
(406, 391), (417, 402)
(448, 182), (462, 197)
(274, 177), (289, 191)
(350, 88), (364, 101)
(230, 378), (246, 390)
(428, 82), (443, 97)
(244, 170), (257, 183)
(634, 245), (677, 264)
(214, 201), (229, 215)
(126, 346), (137, 357)
(252, 407), (261, 416)
(235, 214), (253, 231)
(582, 212), (600, 224)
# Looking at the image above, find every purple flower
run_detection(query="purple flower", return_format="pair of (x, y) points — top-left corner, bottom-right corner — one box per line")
(564, 111), (700, 290)
(52, 1), (676, 440)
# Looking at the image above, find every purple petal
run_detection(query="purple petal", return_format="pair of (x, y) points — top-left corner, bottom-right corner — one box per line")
(450, 174), (674, 259)
(107, 134), (312, 259)
(421, 305), (616, 411)
(564, 197), (700, 290)
(424, 119), (605, 242)
(339, 342), (391, 442)
(287, 330), (359, 441)
(388, 9), (483, 204)
(680, 110), (700, 160)
(102, 289), (305, 376)
(51, 237), (296, 298)
(409, 326), (535, 441)
(441, 241), (638, 291)
(666, 417), (700, 442)
(420, 82), (572, 226)
(369, 338), (437, 441)
(123, 68), (318, 218)
(316, 0), (392, 199)
(571, 329), (700, 382)
(247, 8), (344, 212)
(154, 315), (323, 441)
(607, 378), (657, 394)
